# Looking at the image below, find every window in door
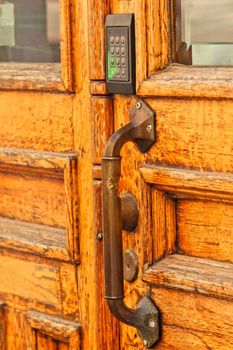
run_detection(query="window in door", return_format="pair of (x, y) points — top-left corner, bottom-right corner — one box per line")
(172, 0), (233, 65)
(0, 0), (60, 63)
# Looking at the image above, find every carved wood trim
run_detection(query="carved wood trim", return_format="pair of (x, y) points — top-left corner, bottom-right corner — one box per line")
(0, 148), (79, 262)
(143, 254), (233, 301)
(141, 165), (233, 203)
(27, 310), (81, 350)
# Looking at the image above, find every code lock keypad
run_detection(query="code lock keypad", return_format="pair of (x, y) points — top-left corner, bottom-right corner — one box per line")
(107, 27), (129, 82)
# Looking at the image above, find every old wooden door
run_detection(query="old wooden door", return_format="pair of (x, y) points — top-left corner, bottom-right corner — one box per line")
(0, 1), (97, 349)
(89, 0), (233, 349)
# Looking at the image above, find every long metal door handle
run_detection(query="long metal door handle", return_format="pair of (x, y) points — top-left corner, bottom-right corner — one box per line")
(102, 100), (159, 348)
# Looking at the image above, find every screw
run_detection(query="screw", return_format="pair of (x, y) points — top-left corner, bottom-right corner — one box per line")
(146, 124), (152, 132)
(143, 340), (148, 346)
(136, 101), (142, 109)
(97, 232), (103, 241)
(149, 319), (156, 328)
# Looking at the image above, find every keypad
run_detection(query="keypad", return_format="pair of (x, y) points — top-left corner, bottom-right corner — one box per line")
(107, 26), (129, 82)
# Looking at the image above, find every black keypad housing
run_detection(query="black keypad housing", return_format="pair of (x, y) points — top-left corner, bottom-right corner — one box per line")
(106, 14), (135, 94)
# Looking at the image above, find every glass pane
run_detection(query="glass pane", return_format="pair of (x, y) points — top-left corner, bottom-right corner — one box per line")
(0, 0), (60, 63)
(174, 0), (233, 65)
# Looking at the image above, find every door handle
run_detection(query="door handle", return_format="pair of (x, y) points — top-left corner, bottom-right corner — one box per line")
(102, 100), (159, 348)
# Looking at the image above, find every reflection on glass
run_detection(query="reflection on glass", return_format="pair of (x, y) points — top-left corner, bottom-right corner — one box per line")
(175, 0), (233, 65)
(0, 0), (60, 63)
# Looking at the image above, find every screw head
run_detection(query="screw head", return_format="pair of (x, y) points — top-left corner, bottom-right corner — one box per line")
(97, 232), (103, 241)
(149, 320), (156, 328)
(146, 124), (152, 132)
(136, 101), (142, 109)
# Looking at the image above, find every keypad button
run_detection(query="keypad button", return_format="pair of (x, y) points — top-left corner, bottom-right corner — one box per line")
(121, 69), (126, 77)
(110, 58), (115, 67)
(121, 36), (125, 45)
(121, 47), (125, 56)
(110, 47), (114, 55)
(116, 68), (121, 77)
(116, 58), (120, 66)
(121, 58), (126, 66)
(115, 47), (120, 55)
(115, 36), (120, 44)
(110, 36), (114, 45)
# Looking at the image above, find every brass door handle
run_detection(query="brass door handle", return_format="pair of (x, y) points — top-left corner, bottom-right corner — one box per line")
(102, 100), (159, 348)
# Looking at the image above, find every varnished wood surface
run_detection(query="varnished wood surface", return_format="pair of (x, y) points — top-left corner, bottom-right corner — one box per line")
(0, 64), (65, 92)
(0, 0), (233, 348)
(151, 287), (233, 349)
(177, 200), (233, 263)
(0, 92), (74, 152)
(0, 217), (68, 261)
(138, 65), (233, 98)
(143, 254), (233, 301)
(141, 165), (233, 201)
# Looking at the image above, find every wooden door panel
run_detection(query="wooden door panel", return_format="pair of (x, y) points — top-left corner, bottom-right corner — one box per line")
(151, 288), (233, 350)
(27, 311), (81, 350)
(0, 92), (73, 152)
(0, 254), (61, 308)
(0, 148), (79, 261)
(0, 217), (69, 262)
(145, 98), (233, 172)
(177, 200), (233, 262)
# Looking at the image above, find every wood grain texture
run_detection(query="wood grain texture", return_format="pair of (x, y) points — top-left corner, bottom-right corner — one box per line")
(143, 254), (233, 301)
(138, 65), (233, 99)
(88, 0), (110, 80)
(146, 0), (170, 75)
(0, 64), (65, 92)
(0, 92), (73, 152)
(0, 217), (69, 261)
(91, 96), (113, 164)
(177, 200), (233, 263)
(59, 263), (79, 320)
(64, 156), (79, 261)
(0, 148), (79, 260)
(151, 287), (233, 349)
(90, 81), (109, 96)
(0, 166), (66, 227)
(150, 188), (176, 261)
(0, 254), (61, 307)
(145, 98), (233, 173)
(141, 165), (233, 202)
(36, 332), (59, 350)
(60, 0), (73, 91)
(0, 148), (75, 171)
(27, 310), (81, 344)
(72, 0), (98, 347)
(6, 308), (30, 350)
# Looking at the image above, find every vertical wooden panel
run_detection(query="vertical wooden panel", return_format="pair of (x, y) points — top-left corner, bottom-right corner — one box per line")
(91, 96), (113, 164)
(88, 0), (110, 79)
(64, 157), (79, 260)
(60, 0), (73, 91)
(37, 332), (58, 350)
(93, 181), (120, 350)
(152, 189), (167, 260)
(147, 0), (170, 75)
(6, 308), (29, 350)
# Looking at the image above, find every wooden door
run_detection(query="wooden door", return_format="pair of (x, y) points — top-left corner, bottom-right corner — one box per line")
(89, 1), (233, 349)
(0, 1), (98, 349)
